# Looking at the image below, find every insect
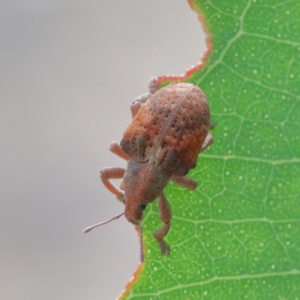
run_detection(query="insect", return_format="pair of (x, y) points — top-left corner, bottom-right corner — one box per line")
(84, 78), (214, 261)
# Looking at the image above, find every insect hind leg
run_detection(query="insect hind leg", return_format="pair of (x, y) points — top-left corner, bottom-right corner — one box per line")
(130, 77), (158, 118)
(201, 133), (214, 153)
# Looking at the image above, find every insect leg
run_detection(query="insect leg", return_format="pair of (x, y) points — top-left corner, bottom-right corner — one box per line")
(109, 141), (130, 160)
(130, 77), (158, 118)
(153, 193), (172, 255)
(209, 121), (217, 130)
(200, 133), (214, 153)
(148, 76), (158, 94)
(130, 93), (151, 118)
(100, 167), (125, 202)
(170, 175), (198, 190)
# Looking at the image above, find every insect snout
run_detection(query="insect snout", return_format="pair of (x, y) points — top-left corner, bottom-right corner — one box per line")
(126, 217), (139, 225)
(125, 204), (147, 225)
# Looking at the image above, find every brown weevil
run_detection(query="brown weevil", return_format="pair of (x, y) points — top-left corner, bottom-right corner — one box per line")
(84, 78), (215, 261)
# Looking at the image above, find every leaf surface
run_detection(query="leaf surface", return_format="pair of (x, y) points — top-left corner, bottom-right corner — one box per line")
(121, 0), (300, 299)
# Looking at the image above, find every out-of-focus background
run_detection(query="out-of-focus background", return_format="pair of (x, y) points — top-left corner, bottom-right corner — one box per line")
(0, 1), (205, 299)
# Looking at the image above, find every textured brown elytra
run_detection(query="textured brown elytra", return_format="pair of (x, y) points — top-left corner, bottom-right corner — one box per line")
(84, 78), (214, 261)
(121, 83), (210, 176)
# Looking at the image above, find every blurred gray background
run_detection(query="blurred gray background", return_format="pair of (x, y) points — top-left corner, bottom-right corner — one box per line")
(0, 1), (205, 299)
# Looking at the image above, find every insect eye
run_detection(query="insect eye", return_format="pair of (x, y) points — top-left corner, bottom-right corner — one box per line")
(137, 204), (147, 212)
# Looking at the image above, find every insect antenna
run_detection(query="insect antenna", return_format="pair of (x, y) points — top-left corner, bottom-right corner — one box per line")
(138, 221), (144, 262)
(83, 212), (124, 233)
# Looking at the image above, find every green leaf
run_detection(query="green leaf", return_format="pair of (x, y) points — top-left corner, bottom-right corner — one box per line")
(121, 0), (300, 299)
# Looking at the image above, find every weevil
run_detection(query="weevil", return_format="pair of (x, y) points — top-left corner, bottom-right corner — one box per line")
(84, 78), (214, 261)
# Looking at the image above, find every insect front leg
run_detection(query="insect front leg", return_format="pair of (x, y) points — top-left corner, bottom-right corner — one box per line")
(130, 77), (158, 118)
(170, 175), (198, 190)
(100, 167), (125, 202)
(153, 193), (172, 255)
